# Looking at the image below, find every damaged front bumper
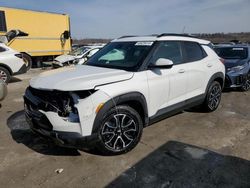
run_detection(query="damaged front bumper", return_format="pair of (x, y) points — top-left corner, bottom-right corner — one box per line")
(24, 97), (85, 149)
(26, 113), (96, 149)
(23, 86), (110, 149)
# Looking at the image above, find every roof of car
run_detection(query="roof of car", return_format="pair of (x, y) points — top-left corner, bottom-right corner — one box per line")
(214, 44), (250, 48)
(112, 34), (210, 45)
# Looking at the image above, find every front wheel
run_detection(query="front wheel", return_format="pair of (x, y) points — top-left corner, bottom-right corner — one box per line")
(96, 105), (143, 155)
(0, 67), (11, 83)
(203, 81), (222, 112)
(241, 72), (250, 91)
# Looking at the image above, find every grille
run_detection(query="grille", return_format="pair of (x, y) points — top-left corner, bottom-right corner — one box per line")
(26, 87), (72, 115)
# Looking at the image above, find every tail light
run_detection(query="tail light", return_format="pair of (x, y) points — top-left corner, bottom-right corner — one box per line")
(15, 54), (23, 59)
(219, 58), (225, 64)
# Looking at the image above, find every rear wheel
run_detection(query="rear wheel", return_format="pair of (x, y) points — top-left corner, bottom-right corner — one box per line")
(96, 105), (143, 155)
(0, 67), (11, 83)
(203, 81), (222, 112)
(241, 72), (250, 91)
(22, 53), (32, 71)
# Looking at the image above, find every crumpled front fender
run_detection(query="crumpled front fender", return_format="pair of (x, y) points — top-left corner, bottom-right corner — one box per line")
(75, 90), (113, 136)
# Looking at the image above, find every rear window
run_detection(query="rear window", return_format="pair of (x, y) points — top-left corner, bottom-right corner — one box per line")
(183, 42), (205, 62)
(214, 47), (248, 59)
(0, 11), (7, 32)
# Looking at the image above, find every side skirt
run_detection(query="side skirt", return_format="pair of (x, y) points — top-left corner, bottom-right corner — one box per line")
(148, 94), (205, 126)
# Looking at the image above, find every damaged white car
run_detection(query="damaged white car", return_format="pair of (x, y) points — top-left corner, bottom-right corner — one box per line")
(24, 34), (225, 154)
(52, 45), (103, 68)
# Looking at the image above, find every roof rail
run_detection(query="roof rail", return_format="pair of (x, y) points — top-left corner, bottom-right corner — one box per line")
(157, 33), (199, 38)
(118, 35), (138, 39)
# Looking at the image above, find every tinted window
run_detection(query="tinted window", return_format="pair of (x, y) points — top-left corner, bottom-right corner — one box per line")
(183, 42), (205, 62)
(151, 41), (183, 65)
(214, 47), (248, 59)
(0, 11), (7, 32)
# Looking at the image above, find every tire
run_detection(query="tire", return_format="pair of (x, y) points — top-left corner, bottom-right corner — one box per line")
(22, 53), (32, 71)
(241, 72), (250, 91)
(0, 67), (11, 83)
(96, 105), (143, 155)
(203, 81), (222, 112)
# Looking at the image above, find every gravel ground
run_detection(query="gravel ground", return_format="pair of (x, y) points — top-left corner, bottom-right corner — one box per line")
(0, 68), (250, 188)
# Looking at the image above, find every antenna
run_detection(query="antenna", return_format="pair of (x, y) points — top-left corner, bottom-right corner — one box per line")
(182, 26), (186, 34)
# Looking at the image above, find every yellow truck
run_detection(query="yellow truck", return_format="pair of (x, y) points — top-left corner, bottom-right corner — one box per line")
(0, 7), (71, 69)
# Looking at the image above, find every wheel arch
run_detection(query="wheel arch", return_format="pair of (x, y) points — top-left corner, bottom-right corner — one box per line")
(92, 92), (149, 134)
(206, 72), (225, 93)
(0, 63), (13, 75)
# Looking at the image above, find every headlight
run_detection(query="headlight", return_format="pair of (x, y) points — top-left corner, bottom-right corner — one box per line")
(228, 63), (248, 72)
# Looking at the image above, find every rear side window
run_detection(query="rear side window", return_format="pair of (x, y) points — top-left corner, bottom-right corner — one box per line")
(183, 41), (206, 62)
(0, 11), (7, 32)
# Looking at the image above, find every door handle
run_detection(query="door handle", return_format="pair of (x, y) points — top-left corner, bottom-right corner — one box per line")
(178, 69), (185, 73)
(207, 63), (213, 67)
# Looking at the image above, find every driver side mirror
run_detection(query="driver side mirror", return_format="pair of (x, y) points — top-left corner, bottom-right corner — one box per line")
(148, 58), (174, 69)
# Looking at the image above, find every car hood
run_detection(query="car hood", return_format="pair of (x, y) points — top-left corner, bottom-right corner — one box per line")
(30, 65), (134, 91)
(224, 59), (248, 69)
(55, 54), (76, 63)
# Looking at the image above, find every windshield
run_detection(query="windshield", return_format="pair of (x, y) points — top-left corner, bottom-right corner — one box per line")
(86, 41), (154, 71)
(215, 47), (248, 59)
(70, 46), (90, 56)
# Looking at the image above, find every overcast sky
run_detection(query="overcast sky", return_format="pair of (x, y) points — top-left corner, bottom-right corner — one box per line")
(0, 0), (249, 39)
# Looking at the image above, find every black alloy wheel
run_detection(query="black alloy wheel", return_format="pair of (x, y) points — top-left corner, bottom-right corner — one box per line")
(0, 67), (10, 83)
(98, 105), (143, 155)
(204, 81), (222, 112)
(241, 72), (250, 91)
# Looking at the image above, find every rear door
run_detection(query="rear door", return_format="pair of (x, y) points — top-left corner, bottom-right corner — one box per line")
(182, 41), (209, 99)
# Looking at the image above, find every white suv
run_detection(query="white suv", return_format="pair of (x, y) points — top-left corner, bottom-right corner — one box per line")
(24, 34), (225, 154)
(0, 43), (27, 83)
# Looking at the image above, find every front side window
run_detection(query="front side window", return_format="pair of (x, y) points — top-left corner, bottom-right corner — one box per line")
(214, 47), (248, 59)
(183, 41), (205, 62)
(150, 41), (183, 65)
(86, 41), (153, 71)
